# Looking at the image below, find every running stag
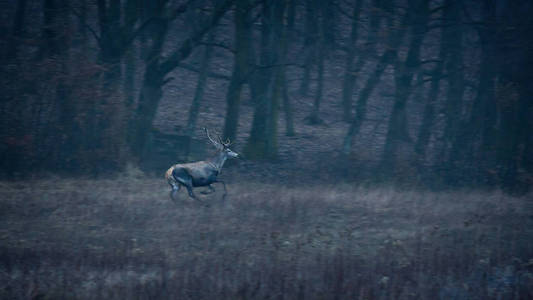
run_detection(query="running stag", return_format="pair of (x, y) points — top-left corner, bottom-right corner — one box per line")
(165, 128), (239, 203)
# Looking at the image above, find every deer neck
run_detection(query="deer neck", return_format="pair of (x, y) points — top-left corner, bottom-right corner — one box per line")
(208, 151), (227, 172)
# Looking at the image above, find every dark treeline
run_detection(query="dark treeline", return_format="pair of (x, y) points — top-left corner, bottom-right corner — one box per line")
(1, 0), (531, 192)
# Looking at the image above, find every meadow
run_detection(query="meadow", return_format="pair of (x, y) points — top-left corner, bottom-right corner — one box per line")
(1, 171), (532, 299)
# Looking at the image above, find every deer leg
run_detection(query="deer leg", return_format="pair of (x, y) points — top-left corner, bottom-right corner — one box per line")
(169, 182), (179, 192)
(180, 177), (204, 203)
(215, 180), (227, 200)
(185, 185), (210, 207)
(173, 169), (195, 198)
(168, 175), (179, 190)
(179, 179), (198, 200)
(201, 185), (216, 195)
(167, 173), (181, 203)
(184, 185), (197, 199)
(173, 168), (208, 206)
(169, 184), (181, 203)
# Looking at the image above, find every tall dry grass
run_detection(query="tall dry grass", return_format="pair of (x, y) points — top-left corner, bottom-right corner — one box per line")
(0, 171), (532, 299)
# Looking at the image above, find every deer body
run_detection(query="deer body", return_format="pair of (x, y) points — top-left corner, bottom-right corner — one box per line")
(165, 129), (238, 203)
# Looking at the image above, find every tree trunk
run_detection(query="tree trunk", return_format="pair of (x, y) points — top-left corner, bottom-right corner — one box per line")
(440, 0), (465, 178)
(414, 61), (443, 161)
(282, 72), (294, 136)
(131, 12), (169, 158)
(244, 0), (286, 159)
(342, 7), (408, 154)
(341, 0), (362, 121)
(244, 2), (275, 159)
(342, 50), (395, 154)
(341, 0), (384, 122)
(187, 31), (215, 136)
(122, 41), (136, 152)
(96, 0), (141, 90)
(122, 0), (140, 107)
(494, 2), (533, 192)
(130, 0), (233, 158)
(449, 37), (495, 183)
(380, 0), (429, 173)
(447, 2), (507, 186)
(5, 0), (27, 61)
(299, 0), (318, 96)
(305, 42), (325, 125)
(77, 0), (87, 46)
(132, 66), (165, 158)
(367, 0), (387, 54)
(496, 80), (521, 190)
(38, 0), (59, 59)
(123, 44), (136, 108)
(52, 1), (75, 170)
(267, 63), (283, 157)
(98, 0), (123, 88)
(266, 0), (289, 155)
(222, 0), (251, 141)
(282, 0), (295, 136)
(321, 0), (336, 47)
(306, 0), (337, 125)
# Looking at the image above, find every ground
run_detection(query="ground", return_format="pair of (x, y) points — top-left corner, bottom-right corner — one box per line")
(1, 171), (532, 299)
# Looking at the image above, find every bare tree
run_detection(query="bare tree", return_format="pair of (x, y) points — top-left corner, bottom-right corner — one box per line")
(342, 0), (409, 154)
(244, 0), (287, 159)
(340, 0), (363, 122)
(131, 0), (234, 158)
(186, 31), (215, 137)
(282, 0), (296, 136)
(299, 0), (318, 96)
(222, 0), (252, 142)
(439, 0), (465, 177)
(380, 0), (430, 174)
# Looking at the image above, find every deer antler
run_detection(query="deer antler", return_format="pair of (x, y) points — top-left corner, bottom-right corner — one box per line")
(217, 135), (231, 147)
(213, 133), (232, 148)
(223, 138), (232, 146)
(204, 128), (222, 149)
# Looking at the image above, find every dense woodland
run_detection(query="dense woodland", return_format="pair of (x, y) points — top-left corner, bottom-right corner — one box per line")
(1, 0), (532, 191)
(2, 1), (533, 299)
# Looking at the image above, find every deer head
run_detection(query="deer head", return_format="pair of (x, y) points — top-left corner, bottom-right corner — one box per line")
(204, 128), (239, 158)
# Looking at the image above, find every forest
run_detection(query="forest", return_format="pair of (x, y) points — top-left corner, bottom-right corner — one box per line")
(1, 0), (532, 299)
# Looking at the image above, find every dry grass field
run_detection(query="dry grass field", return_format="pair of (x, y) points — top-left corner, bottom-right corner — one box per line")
(1, 171), (532, 299)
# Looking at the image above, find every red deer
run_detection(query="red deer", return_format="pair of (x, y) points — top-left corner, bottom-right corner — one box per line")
(165, 128), (238, 203)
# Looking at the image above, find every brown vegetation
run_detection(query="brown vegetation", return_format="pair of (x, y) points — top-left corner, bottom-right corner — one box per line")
(1, 174), (532, 299)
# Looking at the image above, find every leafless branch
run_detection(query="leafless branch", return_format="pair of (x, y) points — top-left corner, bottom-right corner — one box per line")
(177, 63), (231, 80)
(68, 5), (101, 44)
(198, 42), (235, 54)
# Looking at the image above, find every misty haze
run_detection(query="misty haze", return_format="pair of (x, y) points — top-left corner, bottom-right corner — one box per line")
(1, 0), (532, 299)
